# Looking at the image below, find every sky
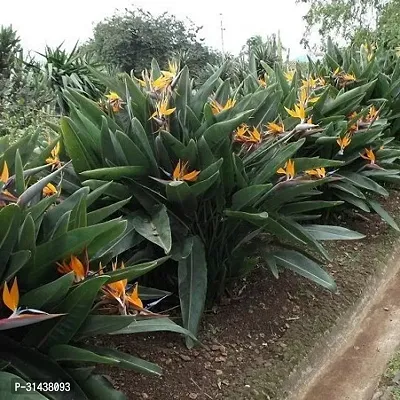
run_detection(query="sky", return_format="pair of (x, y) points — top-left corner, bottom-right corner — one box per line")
(0, 0), (311, 59)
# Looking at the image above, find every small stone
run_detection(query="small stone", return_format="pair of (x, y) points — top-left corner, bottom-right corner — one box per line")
(211, 345), (221, 351)
(354, 346), (360, 351)
(204, 361), (212, 370)
(215, 356), (227, 362)
(383, 307), (389, 311)
(180, 354), (191, 362)
(142, 394), (149, 399)
(189, 393), (198, 399)
(245, 384), (251, 388)
(167, 342), (174, 348)
(165, 358), (172, 365)
(226, 361), (234, 367)
(216, 369), (223, 375)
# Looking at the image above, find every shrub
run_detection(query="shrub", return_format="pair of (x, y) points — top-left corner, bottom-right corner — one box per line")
(0, 134), (194, 398)
(60, 59), (366, 347)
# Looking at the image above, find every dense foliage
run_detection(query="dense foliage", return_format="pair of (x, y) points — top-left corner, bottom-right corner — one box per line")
(87, 8), (219, 78)
(2, 13), (400, 398)
(299, 0), (400, 49)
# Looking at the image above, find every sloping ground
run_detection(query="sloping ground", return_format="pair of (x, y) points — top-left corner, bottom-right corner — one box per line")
(287, 265), (400, 400)
(95, 193), (400, 400)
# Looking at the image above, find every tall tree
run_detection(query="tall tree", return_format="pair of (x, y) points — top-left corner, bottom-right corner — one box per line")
(298, 0), (390, 48)
(87, 8), (218, 77)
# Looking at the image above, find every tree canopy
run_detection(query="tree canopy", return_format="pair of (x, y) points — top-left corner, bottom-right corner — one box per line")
(299, 0), (400, 49)
(87, 8), (218, 76)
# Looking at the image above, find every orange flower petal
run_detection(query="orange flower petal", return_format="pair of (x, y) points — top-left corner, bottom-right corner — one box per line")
(2, 278), (19, 312)
(0, 161), (9, 183)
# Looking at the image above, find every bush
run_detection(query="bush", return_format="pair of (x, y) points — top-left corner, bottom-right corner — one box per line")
(0, 134), (194, 398)
(59, 58), (371, 347)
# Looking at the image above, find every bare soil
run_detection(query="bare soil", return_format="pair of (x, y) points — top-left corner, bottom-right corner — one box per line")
(94, 192), (400, 400)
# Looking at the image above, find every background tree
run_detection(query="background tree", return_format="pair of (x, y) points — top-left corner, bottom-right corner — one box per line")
(298, 0), (391, 48)
(0, 25), (21, 79)
(87, 7), (218, 77)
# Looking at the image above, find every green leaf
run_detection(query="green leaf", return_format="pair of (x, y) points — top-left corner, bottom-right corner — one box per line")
(166, 180), (197, 213)
(178, 236), (207, 348)
(232, 184), (272, 211)
(17, 162), (70, 207)
(282, 200), (343, 215)
(87, 197), (131, 225)
(49, 345), (119, 365)
(104, 258), (167, 284)
(292, 157), (343, 172)
(203, 110), (253, 149)
(77, 315), (137, 337)
(0, 205), (22, 279)
(368, 199), (400, 231)
(72, 373), (126, 400)
(330, 182), (366, 199)
(81, 166), (146, 180)
(25, 275), (109, 350)
(132, 206), (172, 254)
(3, 250), (31, 282)
(1, 336), (87, 399)
(334, 191), (370, 212)
(340, 172), (389, 196)
(115, 130), (150, 168)
(273, 250), (336, 291)
(14, 149), (25, 196)
(190, 171), (220, 197)
(253, 139), (305, 184)
(110, 318), (199, 343)
(82, 345), (162, 376)
(224, 210), (269, 225)
(303, 225), (365, 240)
(23, 219), (126, 286)
(21, 272), (75, 309)
(0, 372), (47, 399)
(61, 117), (97, 173)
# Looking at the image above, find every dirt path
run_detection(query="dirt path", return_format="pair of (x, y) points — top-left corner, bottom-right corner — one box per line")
(288, 264), (400, 400)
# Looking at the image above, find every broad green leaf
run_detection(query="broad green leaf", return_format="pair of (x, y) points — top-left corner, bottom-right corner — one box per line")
(132, 206), (172, 254)
(232, 184), (272, 211)
(104, 258), (167, 283)
(49, 345), (118, 365)
(87, 197), (131, 225)
(273, 250), (336, 291)
(203, 110), (253, 149)
(82, 345), (162, 376)
(253, 139), (305, 184)
(224, 210), (269, 225)
(340, 172), (389, 196)
(0, 372), (47, 399)
(303, 225), (365, 240)
(368, 199), (400, 231)
(81, 166), (146, 180)
(24, 275), (109, 350)
(71, 373), (126, 400)
(21, 272), (75, 309)
(282, 200), (343, 215)
(178, 236), (207, 348)
(0, 336), (87, 399)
